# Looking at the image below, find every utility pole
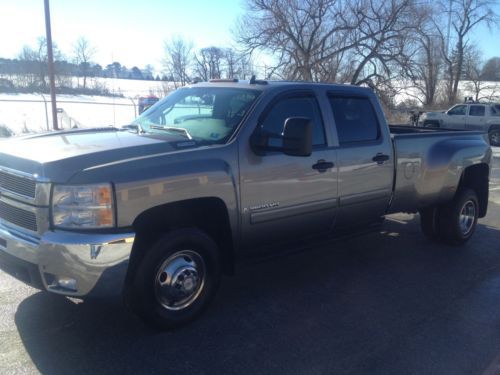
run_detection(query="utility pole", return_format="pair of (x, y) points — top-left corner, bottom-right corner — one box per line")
(44, 0), (59, 130)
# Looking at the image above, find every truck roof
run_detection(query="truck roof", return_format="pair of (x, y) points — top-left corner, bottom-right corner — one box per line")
(188, 79), (373, 95)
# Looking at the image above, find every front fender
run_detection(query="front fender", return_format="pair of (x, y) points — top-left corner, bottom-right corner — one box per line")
(68, 144), (240, 244)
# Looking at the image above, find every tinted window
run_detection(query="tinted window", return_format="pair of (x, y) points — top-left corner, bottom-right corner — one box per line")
(493, 105), (500, 116)
(329, 96), (379, 144)
(259, 96), (326, 146)
(469, 105), (485, 116)
(448, 105), (467, 115)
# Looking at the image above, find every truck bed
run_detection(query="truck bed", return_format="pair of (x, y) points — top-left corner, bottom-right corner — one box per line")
(387, 125), (490, 214)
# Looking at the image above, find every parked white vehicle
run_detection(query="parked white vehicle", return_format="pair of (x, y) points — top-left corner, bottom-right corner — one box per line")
(419, 103), (500, 146)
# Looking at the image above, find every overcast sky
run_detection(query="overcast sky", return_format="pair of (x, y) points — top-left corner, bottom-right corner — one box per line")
(0, 0), (498, 72)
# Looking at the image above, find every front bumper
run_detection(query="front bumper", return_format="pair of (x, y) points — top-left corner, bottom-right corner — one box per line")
(0, 222), (134, 298)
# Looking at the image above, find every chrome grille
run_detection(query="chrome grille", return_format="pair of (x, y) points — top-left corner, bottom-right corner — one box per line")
(0, 201), (38, 232)
(0, 170), (36, 198)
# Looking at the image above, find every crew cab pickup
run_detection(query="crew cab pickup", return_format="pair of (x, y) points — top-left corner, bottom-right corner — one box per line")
(419, 102), (500, 146)
(0, 80), (492, 329)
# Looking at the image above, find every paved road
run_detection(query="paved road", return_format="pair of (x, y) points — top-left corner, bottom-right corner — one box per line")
(1, 150), (500, 375)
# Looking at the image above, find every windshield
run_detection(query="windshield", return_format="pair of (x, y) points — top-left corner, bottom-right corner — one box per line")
(133, 87), (260, 144)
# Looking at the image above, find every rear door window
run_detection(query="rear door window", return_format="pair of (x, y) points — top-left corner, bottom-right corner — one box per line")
(328, 96), (380, 144)
(469, 105), (486, 116)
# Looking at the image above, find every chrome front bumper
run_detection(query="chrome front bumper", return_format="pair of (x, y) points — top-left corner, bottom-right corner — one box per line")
(0, 222), (134, 298)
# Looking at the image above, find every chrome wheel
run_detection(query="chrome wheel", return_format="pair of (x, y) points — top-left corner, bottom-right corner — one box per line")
(154, 250), (206, 311)
(459, 200), (476, 236)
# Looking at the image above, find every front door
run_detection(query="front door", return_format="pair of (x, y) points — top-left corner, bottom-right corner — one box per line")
(239, 92), (338, 250)
(444, 105), (467, 129)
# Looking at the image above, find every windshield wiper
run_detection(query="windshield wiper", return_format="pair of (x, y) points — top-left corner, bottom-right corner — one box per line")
(122, 123), (145, 134)
(150, 125), (193, 140)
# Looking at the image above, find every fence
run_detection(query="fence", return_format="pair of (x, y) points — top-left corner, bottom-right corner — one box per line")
(0, 95), (140, 134)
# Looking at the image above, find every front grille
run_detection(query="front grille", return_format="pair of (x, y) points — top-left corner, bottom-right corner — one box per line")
(0, 171), (36, 198)
(0, 201), (37, 232)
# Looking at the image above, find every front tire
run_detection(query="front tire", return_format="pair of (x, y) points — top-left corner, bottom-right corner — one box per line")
(129, 228), (221, 330)
(437, 188), (479, 245)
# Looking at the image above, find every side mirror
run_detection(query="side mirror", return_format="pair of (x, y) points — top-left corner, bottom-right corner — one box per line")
(282, 117), (312, 157)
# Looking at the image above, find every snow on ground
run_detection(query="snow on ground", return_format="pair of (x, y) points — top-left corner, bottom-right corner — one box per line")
(0, 93), (138, 133)
(0, 78), (179, 134)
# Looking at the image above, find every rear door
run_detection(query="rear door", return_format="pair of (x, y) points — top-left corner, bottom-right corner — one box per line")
(327, 93), (394, 227)
(466, 105), (487, 131)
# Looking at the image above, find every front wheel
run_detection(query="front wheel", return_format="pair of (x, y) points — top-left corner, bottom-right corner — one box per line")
(489, 127), (500, 147)
(437, 188), (479, 245)
(128, 228), (221, 330)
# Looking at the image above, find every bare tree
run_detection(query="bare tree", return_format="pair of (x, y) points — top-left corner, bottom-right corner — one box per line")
(163, 36), (193, 88)
(237, 0), (419, 87)
(194, 47), (225, 80)
(225, 48), (240, 78)
(463, 47), (499, 101)
(73, 36), (96, 89)
(438, 0), (498, 104)
(17, 37), (62, 89)
(481, 56), (500, 81)
(402, 4), (444, 106)
(237, 0), (370, 81)
(347, 0), (416, 86)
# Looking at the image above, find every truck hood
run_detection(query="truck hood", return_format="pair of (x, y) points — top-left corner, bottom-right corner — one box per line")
(0, 128), (184, 182)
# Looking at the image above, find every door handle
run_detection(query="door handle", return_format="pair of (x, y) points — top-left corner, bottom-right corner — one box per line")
(312, 160), (334, 172)
(372, 153), (389, 164)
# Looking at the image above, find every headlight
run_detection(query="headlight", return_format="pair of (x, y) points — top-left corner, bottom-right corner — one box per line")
(52, 183), (115, 229)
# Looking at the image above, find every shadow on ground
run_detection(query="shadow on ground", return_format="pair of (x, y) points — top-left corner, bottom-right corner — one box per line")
(14, 209), (500, 375)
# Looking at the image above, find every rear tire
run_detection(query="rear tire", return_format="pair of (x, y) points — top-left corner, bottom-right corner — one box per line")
(489, 127), (500, 147)
(437, 188), (479, 245)
(128, 228), (221, 330)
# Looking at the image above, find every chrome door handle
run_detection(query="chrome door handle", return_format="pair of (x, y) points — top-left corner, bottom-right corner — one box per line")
(372, 153), (389, 164)
(312, 160), (334, 172)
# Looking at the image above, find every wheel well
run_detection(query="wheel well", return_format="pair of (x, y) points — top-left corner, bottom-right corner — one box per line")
(459, 164), (489, 218)
(126, 198), (234, 285)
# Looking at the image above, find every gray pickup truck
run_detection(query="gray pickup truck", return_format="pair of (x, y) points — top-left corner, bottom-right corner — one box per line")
(0, 80), (492, 329)
(419, 102), (500, 146)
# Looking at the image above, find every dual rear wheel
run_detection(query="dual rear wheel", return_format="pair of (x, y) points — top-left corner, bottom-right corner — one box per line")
(420, 188), (479, 245)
